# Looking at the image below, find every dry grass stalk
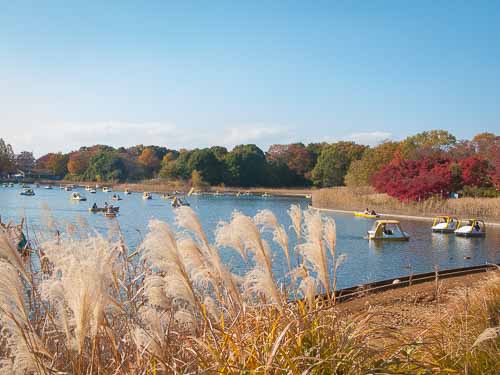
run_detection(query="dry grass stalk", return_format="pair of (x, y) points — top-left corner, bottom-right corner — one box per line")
(0, 208), (497, 373)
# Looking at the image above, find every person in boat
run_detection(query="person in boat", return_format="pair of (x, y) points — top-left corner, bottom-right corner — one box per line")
(473, 221), (481, 233)
(112, 194), (117, 199)
(382, 224), (393, 235)
(172, 196), (180, 208)
(17, 231), (28, 252)
(370, 210), (377, 216)
(104, 201), (108, 208)
(363, 208), (370, 214)
(92, 202), (98, 210)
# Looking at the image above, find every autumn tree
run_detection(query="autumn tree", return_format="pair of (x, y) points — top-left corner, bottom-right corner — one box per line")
(67, 152), (91, 176)
(372, 157), (455, 201)
(138, 148), (161, 177)
(267, 143), (314, 184)
(37, 153), (69, 177)
(345, 141), (399, 187)
(398, 130), (457, 159)
(190, 170), (208, 188)
(306, 142), (328, 166)
(472, 132), (499, 157)
(458, 156), (493, 188)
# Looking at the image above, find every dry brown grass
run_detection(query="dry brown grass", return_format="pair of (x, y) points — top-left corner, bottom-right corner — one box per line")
(0, 205), (381, 374)
(0, 206), (497, 374)
(313, 187), (500, 222)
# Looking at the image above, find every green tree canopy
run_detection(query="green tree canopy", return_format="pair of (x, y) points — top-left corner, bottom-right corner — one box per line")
(311, 142), (367, 187)
(209, 146), (228, 161)
(0, 139), (15, 173)
(399, 130), (457, 159)
(224, 144), (267, 187)
(83, 151), (127, 182)
(187, 149), (225, 185)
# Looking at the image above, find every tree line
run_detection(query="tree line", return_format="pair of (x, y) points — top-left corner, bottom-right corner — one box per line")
(0, 130), (498, 200)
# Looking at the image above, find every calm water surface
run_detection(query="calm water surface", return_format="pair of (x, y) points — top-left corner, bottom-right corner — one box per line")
(1, 186), (499, 289)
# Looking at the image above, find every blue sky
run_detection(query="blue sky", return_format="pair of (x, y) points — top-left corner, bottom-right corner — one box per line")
(1, 1), (499, 156)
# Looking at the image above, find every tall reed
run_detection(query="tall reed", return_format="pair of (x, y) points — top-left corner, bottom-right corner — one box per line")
(0, 206), (496, 373)
(313, 187), (500, 221)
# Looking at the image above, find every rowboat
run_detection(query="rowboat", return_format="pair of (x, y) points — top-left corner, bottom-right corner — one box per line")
(88, 206), (120, 213)
(70, 192), (87, 201)
(367, 220), (410, 241)
(20, 188), (35, 196)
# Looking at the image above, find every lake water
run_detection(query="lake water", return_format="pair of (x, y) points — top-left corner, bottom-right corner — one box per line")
(1, 185), (499, 290)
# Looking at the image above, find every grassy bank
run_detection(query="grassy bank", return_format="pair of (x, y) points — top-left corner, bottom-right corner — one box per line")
(313, 187), (500, 222)
(1, 205), (498, 373)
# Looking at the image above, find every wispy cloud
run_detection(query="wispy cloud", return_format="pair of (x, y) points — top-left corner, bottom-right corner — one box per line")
(343, 131), (393, 146)
(216, 126), (290, 149)
(5, 121), (291, 156)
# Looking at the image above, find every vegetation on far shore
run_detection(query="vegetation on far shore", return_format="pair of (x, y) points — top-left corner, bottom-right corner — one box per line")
(0, 205), (498, 374)
(1, 130), (499, 201)
(313, 187), (500, 222)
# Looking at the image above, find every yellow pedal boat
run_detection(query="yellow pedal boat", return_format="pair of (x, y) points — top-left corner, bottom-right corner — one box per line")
(454, 219), (486, 237)
(354, 212), (380, 219)
(367, 220), (410, 241)
(431, 215), (459, 233)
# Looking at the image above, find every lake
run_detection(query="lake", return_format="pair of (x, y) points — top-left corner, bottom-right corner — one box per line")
(1, 185), (499, 290)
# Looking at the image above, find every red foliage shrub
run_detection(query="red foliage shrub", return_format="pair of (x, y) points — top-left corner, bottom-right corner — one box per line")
(372, 157), (454, 201)
(458, 156), (493, 187)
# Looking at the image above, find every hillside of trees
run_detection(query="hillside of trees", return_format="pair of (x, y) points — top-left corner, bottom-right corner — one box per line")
(1, 130), (498, 200)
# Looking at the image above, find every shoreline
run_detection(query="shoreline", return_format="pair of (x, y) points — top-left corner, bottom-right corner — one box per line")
(310, 205), (500, 226)
(330, 263), (499, 303)
(31, 180), (314, 198)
